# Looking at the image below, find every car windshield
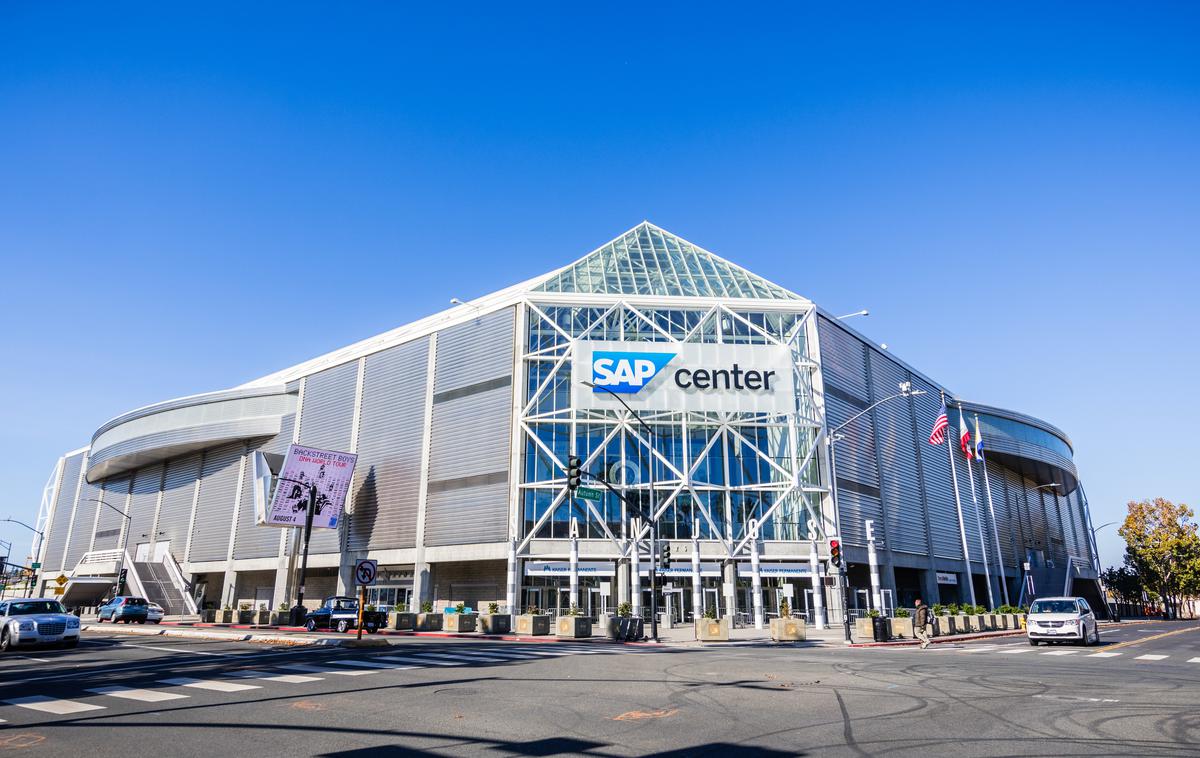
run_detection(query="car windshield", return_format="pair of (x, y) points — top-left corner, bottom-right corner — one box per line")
(7, 601), (66, 615)
(1030, 600), (1079, 614)
(330, 599), (358, 610)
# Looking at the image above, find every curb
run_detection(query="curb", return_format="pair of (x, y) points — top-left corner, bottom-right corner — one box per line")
(848, 629), (1026, 648)
(82, 623), (336, 647)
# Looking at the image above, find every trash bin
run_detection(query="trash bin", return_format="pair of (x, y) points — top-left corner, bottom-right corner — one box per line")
(872, 616), (891, 642)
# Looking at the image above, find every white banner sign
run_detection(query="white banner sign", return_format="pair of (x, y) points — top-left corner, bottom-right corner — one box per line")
(524, 561), (614, 576)
(263, 444), (357, 529)
(936, 571), (958, 585)
(572, 341), (796, 414)
(736, 562), (813, 578)
(658, 563), (722, 577)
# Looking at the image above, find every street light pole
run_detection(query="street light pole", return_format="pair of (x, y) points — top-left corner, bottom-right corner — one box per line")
(82, 499), (133, 595)
(825, 383), (925, 643)
(1, 519), (45, 597)
(581, 381), (660, 643)
(277, 477), (320, 626)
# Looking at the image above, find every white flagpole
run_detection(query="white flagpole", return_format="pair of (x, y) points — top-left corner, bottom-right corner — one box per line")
(961, 412), (995, 609)
(943, 392), (977, 607)
(976, 414), (1011, 606)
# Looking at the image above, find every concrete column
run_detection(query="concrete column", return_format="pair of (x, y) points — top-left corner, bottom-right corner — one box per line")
(616, 559), (630, 606)
(631, 533), (642, 617)
(506, 539), (518, 613)
(220, 570), (238, 608)
(809, 540), (826, 629)
(750, 521), (763, 630)
(723, 560), (737, 620)
(691, 533), (702, 621)
(867, 520), (883, 612)
(569, 533), (579, 610)
(411, 562), (431, 610)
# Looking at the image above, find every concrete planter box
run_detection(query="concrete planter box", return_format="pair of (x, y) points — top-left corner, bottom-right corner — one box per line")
(696, 616), (730, 641)
(890, 617), (914, 638)
(220, 610), (234, 624)
(556, 616), (592, 638)
(932, 616), (950, 636)
(966, 616), (984, 632)
(416, 613), (443, 631)
(515, 614), (551, 636)
(479, 614), (511, 634)
(605, 616), (644, 641)
(270, 611), (291, 626)
(984, 614), (998, 630)
(255, 610), (272, 625)
(201, 610), (217, 623)
(443, 613), (476, 633)
(237, 610), (255, 624)
(769, 617), (806, 641)
(391, 612), (416, 631)
(855, 618), (876, 639)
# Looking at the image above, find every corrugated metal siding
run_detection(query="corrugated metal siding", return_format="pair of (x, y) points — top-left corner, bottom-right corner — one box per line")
(158, 453), (202, 563)
(984, 458), (1018, 565)
(43, 452), (85, 572)
(127, 464), (163, 554)
(868, 352), (927, 554)
(233, 444), (281, 560)
(434, 308), (515, 393)
(297, 361), (358, 554)
(65, 477), (104, 567)
(189, 443), (244, 563)
(346, 338), (429, 551)
(826, 393), (878, 487)
(910, 376), (963, 559)
(424, 385), (513, 546)
(816, 317), (869, 397)
(92, 477), (132, 551)
(835, 489), (883, 547)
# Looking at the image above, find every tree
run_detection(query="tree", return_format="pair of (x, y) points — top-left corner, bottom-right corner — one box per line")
(1118, 498), (1200, 618)
(1100, 563), (1143, 605)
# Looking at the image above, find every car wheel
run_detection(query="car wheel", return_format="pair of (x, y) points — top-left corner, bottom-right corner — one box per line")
(0, 631), (10, 653)
(137, 620), (145, 625)
(305, 619), (317, 633)
(336, 619), (351, 633)
(1028, 638), (1039, 646)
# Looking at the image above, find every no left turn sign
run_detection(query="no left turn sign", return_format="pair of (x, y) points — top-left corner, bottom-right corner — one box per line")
(354, 559), (378, 586)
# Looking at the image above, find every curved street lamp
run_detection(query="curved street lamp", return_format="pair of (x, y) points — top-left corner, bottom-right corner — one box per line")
(82, 498), (133, 595)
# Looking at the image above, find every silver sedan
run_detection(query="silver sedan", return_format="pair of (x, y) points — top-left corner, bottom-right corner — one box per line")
(0, 598), (82, 652)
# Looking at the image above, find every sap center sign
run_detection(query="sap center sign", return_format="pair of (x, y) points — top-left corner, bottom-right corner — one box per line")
(572, 340), (796, 414)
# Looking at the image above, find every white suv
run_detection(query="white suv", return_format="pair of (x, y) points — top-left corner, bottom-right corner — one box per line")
(1027, 596), (1099, 646)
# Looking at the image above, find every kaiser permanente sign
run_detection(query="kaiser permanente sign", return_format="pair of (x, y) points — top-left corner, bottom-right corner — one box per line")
(572, 340), (796, 414)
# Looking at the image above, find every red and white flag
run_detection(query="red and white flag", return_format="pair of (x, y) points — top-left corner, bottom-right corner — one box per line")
(929, 403), (949, 445)
(959, 414), (974, 460)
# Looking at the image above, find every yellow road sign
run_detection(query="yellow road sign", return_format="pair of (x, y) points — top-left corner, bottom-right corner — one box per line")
(55, 574), (68, 586)
(53, 587), (65, 595)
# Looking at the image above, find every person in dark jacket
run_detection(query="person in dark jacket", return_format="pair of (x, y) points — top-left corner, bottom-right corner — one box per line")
(914, 598), (933, 649)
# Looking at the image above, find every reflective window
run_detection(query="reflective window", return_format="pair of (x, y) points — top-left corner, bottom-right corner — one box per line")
(963, 411), (1073, 459)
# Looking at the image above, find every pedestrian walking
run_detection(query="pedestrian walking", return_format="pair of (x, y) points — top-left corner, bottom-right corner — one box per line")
(914, 598), (933, 649)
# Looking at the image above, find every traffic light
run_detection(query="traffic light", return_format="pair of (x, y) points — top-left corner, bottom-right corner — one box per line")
(659, 541), (672, 570)
(118, 567), (128, 594)
(566, 455), (582, 492)
(829, 539), (842, 568)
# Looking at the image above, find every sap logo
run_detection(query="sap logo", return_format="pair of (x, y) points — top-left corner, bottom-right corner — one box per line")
(591, 351), (676, 394)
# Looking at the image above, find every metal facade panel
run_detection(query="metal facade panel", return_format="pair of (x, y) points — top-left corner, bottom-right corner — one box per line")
(826, 393), (878, 486)
(92, 477), (132, 551)
(433, 308), (515, 393)
(816, 317), (869, 397)
(188, 443), (243, 563)
(836, 488), (883, 548)
(296, 362), (358, 555)
(346, 338), (430, 551)
(424, 384), (513, 547)
(127, 464), (163, 554)
(233, 446), (280, 560)
(983, 458), (1019, 565)
(868, 352), (927, 554)
(910, 376), (963, 560)
(424, 483), (510, 547)
(43, 452), (85, 572)
(65, 478), (104, 567)
(158, 453), (202, 562)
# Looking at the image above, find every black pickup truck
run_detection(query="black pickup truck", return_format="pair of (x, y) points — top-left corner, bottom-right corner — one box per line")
(302, 596), (386, 633)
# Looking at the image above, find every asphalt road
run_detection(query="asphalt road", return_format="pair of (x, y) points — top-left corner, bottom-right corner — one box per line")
(0, 619), (1197, 756)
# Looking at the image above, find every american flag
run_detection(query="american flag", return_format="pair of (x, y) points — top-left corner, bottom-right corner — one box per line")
(928, 403), (949, 445)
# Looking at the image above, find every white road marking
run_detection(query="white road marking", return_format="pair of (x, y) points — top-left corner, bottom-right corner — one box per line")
(1188, 657), (1200, 663)
(118, 642), (233, 657)
(278, 664), (375, 676)
(1087, 652), (1122, 658)
(998, 648), (1034, 654)
(1042, 649), (1080, 656)
(86, 686), (189, 703)
(1135, 654), (1168, 661)
(12, 655), (51, 663)
(259, 674), (324, 683)
(374, 655), (458, 667)
(5, 696), (106, 715)
(157, 677), (262, 692)
(328, 659), (414, 670)
(409, 652), (510, 663)
(960, 645), (999, 652)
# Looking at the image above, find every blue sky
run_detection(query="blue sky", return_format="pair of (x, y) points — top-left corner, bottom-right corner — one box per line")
(1, 3), (1196, 569)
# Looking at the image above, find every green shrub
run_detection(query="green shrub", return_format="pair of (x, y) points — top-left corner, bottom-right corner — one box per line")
(895, 608), (911, 618)
(617, 602), (633, 618)
(455, 602), (466, 614)
(487, 602), (499, 614)
(702, 603), (717, 620)
(867, 609), (880, 618)
(420, 600), (433, 613)
(931, 603), (946, 616)
(779, 598), (791, 618)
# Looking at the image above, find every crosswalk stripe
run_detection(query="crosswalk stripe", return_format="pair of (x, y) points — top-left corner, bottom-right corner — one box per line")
(1042, 649), (1080, 656)
(409, 652), (509, 663)
(960, 645), (998, 652)
(1087, 652), (1122, 658)
(5, 696), (106, 715)
(1135, 654), (1168, 661)
(157, 677), (262, 692)
(998, 648), (1034, 654)
(85, 686), (188, 703)
(374, 655), (458, 667)
(1188, 657), (1200, 664)
(329, 659), (416, 670)
(259, 674), (324, 683)
(278, 664), (375, 676)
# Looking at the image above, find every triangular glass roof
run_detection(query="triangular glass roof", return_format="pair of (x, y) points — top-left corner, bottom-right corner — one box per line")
(534, 222), (803, 300)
